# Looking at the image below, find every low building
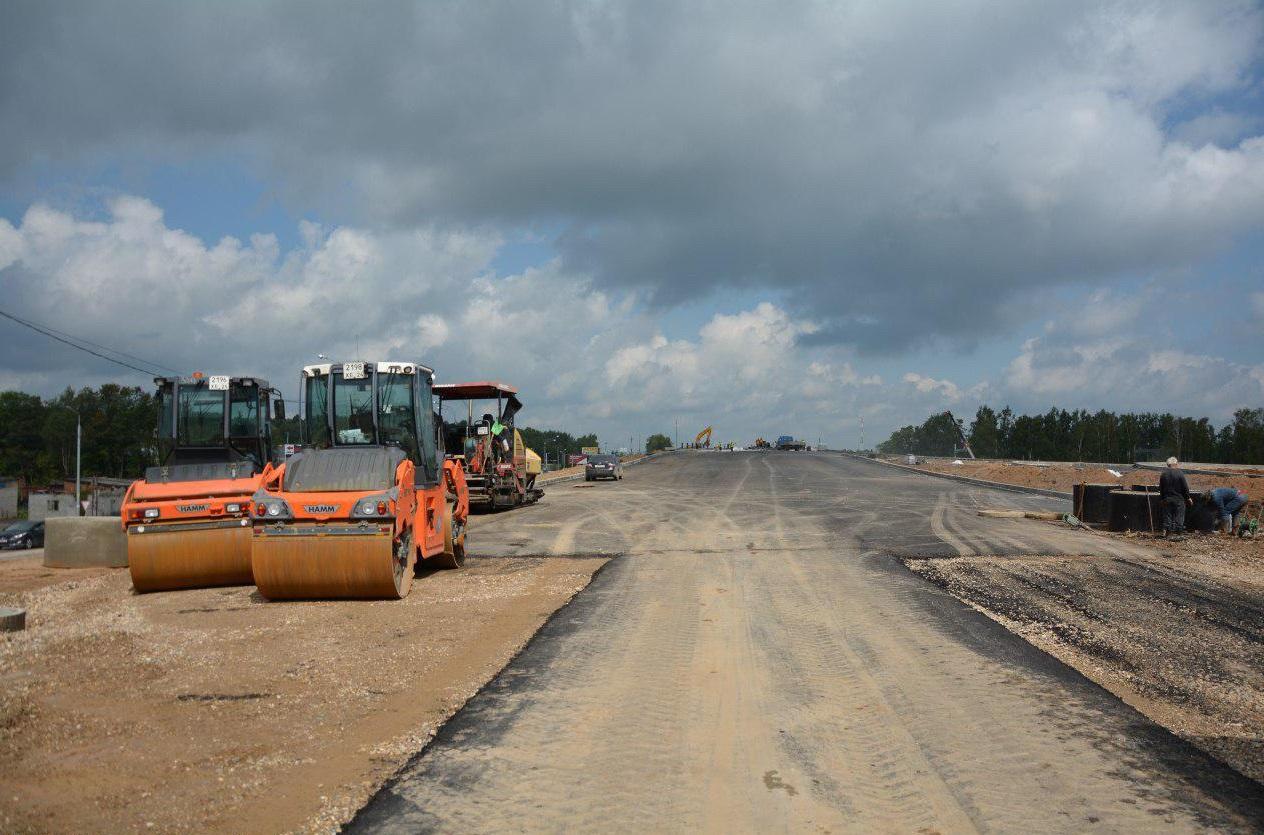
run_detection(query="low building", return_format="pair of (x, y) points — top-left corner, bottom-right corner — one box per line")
(0, 479), (18, 519)
(28, 492), (79, 521)
(62, 477), (132, 517)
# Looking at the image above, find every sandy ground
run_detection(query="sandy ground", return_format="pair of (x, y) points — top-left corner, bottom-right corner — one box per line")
(0, 545), (605, 834)
(906, 527), (1264, 785)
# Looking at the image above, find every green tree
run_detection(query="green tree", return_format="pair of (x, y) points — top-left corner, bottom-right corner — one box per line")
(877, 424), (921, 454)
(968, 406), (1000, 458)
(43, 385), (158, 479)
(0, 391), (48, 483)
(644, 433), (672, 453)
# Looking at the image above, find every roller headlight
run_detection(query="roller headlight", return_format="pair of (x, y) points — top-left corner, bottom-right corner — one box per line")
(143, 508), (160, 519)
(225, 502), (241, 513)
(267, 504), (282, 517)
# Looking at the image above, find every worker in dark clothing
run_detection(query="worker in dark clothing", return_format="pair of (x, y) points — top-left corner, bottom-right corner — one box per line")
(1158, 456), (1192, 540)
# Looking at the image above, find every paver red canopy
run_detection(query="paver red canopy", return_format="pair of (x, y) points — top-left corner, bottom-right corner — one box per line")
(433, 381), (518, 400)
(434, 381), (523, 416)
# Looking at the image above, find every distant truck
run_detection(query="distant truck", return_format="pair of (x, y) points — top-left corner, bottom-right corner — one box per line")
(775, 436), (807, 451)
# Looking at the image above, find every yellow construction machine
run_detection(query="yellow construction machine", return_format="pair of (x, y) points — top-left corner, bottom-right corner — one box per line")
(695, 426), (713, 448)
(436, 381), (544, 510)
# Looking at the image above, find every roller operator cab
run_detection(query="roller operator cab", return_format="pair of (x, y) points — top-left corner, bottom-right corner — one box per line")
(250, 361), (469, 600)
(122, 374), (284, 592)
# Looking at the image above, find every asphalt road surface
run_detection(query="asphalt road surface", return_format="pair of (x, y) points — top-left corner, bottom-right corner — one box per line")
(350, 452), (1264, 833)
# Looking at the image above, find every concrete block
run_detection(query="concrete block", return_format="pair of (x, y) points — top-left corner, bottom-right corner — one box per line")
(43, 517), (128, 568)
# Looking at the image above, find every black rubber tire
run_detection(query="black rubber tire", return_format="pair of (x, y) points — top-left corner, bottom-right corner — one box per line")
(432, 505), (465, 570)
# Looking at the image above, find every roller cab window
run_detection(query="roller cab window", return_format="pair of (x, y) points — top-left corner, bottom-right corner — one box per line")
(177, 383), (225, 446)
(305, 373), (331, 447)
(229, 383), (259, 437)
(378, 372), (418, 458)
(333, 372), (375, 445)
(417, 375), (438, 484)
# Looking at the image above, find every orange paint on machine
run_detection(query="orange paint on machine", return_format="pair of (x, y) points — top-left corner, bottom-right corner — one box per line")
(121, 375), (285, 592)
(249, 360), (469, 600)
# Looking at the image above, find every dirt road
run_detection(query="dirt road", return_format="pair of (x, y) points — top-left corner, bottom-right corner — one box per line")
(352, 452), (1264, 832)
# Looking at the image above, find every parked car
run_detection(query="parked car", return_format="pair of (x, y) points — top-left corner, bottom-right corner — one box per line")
(0, 520), (45, 550)
(585, 454), (624, 482)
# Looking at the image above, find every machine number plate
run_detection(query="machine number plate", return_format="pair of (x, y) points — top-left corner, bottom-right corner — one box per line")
(208, 375), (230, 390)
(343, 362), (367, 379)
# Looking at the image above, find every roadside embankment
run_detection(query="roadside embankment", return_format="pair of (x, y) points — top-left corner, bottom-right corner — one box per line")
(537, 452), (654, 485)
(883, 456), (1264, 515)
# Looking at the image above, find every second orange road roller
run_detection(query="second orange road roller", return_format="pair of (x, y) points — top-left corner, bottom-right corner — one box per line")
(121, 373), (285, 592)
(249, 360), (470, 600)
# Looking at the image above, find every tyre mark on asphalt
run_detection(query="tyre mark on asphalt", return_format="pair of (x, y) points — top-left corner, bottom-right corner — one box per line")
(931, 494), (975, 556)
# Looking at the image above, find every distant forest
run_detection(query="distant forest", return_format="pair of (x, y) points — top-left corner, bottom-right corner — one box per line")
(0, 385), (600, 486)
(877, 406), (1264, 465)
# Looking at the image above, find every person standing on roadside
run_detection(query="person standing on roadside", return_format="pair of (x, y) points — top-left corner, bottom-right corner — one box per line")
(1205, 486), (1249, 535)
(1159, 456), (1192, 540)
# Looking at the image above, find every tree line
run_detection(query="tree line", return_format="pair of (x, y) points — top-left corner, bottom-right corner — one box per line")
(0, 386), (158, 485)
(0, 384), (605, 485)
(517, 427), (599, 461)
(878, 406), (1264, 464)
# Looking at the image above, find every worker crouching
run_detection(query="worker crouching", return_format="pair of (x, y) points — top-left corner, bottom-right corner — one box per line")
(1205, 487), (1249, 535)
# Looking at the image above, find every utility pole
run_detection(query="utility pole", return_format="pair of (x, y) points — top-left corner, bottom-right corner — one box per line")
(75, 410), (81, 515)
(859, 416), (864, 452)
(53, 403), (82, 515)
(674, 417), (678, 449)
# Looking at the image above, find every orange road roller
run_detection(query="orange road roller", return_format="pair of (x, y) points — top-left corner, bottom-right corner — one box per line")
(250, 360), (470, 600)
(122, 374), (285, 592)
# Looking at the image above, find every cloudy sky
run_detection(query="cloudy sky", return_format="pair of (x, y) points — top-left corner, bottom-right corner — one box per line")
(1, 0), (1263, 449)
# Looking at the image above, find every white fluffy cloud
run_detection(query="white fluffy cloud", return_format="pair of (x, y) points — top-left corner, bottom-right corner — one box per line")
(0, 196), (1258, 450)
(1002, 291), (1264, 418)
(0, 196), (971, 444)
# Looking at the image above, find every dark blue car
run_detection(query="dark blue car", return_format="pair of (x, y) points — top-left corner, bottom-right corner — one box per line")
(0, 520), (45, 550)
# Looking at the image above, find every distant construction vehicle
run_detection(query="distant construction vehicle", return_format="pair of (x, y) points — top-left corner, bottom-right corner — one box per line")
(435, 381), (543, 510)
(250, 360), (469, 600)
(695, 426), (713, 448)
(944, 411), (977, 459)
(776, 435), (807, 451)
(753, 438), (771, 449)
(122, 373), (284, 592)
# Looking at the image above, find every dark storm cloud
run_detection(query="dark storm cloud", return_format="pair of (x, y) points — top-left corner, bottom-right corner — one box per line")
(2, 0), (1263, 352)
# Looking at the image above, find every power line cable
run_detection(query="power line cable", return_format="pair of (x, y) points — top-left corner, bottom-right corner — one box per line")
(0, 307), (176, 378)
(24, 315), (184, 376)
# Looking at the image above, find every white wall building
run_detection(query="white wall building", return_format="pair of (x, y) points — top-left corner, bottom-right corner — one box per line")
(0, 480), (18, 519)
(28, 492), (79, 521)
